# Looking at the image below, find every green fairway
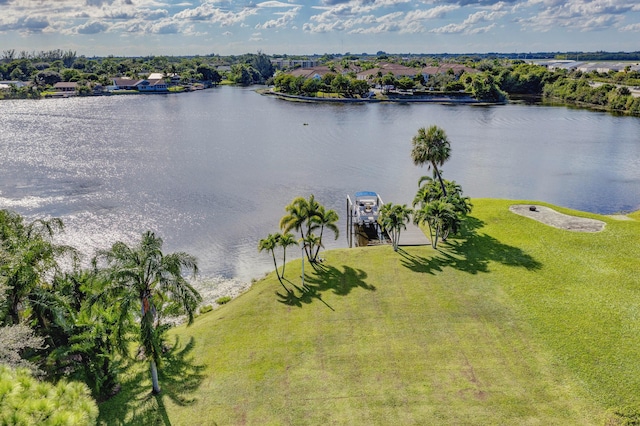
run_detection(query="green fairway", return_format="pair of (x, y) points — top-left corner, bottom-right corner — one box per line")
(98, 199), (640, 425)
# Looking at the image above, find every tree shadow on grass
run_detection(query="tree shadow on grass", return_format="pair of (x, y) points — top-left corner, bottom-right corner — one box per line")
(158, 336), (206, 406)
(399, 216), (542, 275)
(277, 264), (375, 308)
(97, 337), (205, 426)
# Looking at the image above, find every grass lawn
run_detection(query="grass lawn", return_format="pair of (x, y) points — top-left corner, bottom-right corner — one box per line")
(98, 199), (640, 425)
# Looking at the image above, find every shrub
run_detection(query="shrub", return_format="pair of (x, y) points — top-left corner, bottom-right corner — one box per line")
(605, 406), (640, 425)
(0, 365), (98, 425)
(199, 305), (213, 314)
(215, 296), (232, 305)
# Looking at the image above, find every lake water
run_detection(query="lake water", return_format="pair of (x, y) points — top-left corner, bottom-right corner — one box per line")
(1, 86), (639, 285)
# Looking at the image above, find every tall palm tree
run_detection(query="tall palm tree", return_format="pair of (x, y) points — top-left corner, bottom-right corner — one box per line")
(277, 233), (298, 279)
(94, 231), (201, 394)
(310, 206), (339, 262)
(411, 126), (451, 196)
(279, 195), (321, 262)
(258, 233), (287, 290)
(378, 203), (413, 252)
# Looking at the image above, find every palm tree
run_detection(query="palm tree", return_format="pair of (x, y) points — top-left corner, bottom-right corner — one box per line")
(258, 233), (287, 290)
(414, 200), (459, 249)
(413, 175), (443, 207)
(301, 234), (323, 264)
(58, 300), (129, 400)
(378, 203), (413, 251)
(310, 206), (339, 262)
(0, 210), (76, 325)
(411, 126), (451, 196)
(277, 233), (298, 279)
(279, 195), (321, 262)
(413, 176), (472, 241)
(94, 231), (201, 394)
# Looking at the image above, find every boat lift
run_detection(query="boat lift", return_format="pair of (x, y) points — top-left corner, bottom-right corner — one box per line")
(346, 191), (389, 248)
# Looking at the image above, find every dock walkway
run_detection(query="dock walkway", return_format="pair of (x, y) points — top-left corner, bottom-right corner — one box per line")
(398, 222), (430, 246)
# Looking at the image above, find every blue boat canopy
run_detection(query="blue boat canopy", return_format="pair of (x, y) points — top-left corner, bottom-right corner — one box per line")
(355, 191), (378, 198)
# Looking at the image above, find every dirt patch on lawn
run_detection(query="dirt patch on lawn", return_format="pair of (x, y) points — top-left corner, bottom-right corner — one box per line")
(606, 214), (634, 221)
(509, 204), (605, 232)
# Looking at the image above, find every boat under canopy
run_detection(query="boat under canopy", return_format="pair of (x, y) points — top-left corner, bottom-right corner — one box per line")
(346, 191), (389, 247)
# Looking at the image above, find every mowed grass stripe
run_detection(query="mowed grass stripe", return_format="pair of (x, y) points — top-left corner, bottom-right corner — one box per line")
(99, 199), (639, 425)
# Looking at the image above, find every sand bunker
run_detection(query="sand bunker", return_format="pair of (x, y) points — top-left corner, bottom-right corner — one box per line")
(509, 204), (606, 232)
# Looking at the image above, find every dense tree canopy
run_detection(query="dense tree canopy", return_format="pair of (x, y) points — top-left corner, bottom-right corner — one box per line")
(0, 208), (203, 405)
(0, 365), (98, 426)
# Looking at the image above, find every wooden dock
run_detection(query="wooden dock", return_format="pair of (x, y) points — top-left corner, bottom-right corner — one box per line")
(346, 192), (430, 248)
(398, 222), (430, 246)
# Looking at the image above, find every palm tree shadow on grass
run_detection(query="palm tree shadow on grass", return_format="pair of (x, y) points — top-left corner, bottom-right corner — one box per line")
(157, 336), (206, 406)
(399, 216), (542, 275)
(98, 336), (206, 426)
(277, 264), (375, 308)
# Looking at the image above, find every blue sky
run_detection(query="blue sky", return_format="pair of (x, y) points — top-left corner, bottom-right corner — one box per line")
(1, 0), (639, 56)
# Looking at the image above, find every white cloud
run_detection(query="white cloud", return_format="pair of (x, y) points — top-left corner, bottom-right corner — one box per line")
(174, 3), (258, 26)
(521, 0), (636, 32)
(255, 6), (300, 29)
(0, 0), (637, 54)
(430, 5), (506, 34)
(466, 22), (495, 34)
(430, 22), (465, 33)
(349, 22), (399, 34)
(619, 22), (640, 31)
(75, 20), (110, 34)
(405, 5), (459, 21)
(150, 20), (180, 34)
(256, 1), (299, 7)
(306, 3), (459, 34)
(0, 15), (50, 33)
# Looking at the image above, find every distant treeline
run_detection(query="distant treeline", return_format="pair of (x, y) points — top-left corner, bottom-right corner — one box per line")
(553, 51), (640, 61)
(2, 48), (640, 115)
(494, 62), (640, 115)
(475, 52), (640, 61)
(4, 48), (640, 64)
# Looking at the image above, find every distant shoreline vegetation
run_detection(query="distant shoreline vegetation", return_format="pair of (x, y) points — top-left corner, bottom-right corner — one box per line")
(1, 49), (639, 115)
(258, 88), (486, 105)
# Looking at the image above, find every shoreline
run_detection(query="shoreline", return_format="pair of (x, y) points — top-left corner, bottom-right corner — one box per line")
(201, 199), (638, 310)
(258, 88), (494, 105)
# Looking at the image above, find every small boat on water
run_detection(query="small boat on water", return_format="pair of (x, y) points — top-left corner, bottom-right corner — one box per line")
(353, 191), (381, 226)
(346, 191), (387, 247)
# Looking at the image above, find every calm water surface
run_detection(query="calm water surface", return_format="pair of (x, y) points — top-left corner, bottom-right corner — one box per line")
(1, 86), (639, 283)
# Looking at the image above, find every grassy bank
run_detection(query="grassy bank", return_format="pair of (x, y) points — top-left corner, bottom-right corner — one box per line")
(98, 199), (640, 425)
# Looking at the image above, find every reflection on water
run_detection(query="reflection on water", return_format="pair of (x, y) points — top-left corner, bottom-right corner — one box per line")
(1, 87), (639, 283)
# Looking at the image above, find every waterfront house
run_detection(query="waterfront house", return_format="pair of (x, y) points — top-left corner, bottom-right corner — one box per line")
(53, 82), (78, 92)
(289, 66), (336, 80)
(420, 64), (478, 82)
(46, 82), (79, 97)
(356, 63), (417, 81)
(271, 59), (320, 69)
(137, 79), (168, 92)
(0, 80), (28, 90)
(110, 78), (140, 91)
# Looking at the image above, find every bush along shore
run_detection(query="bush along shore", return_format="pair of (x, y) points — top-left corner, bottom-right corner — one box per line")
(259, 88), (485, 104)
